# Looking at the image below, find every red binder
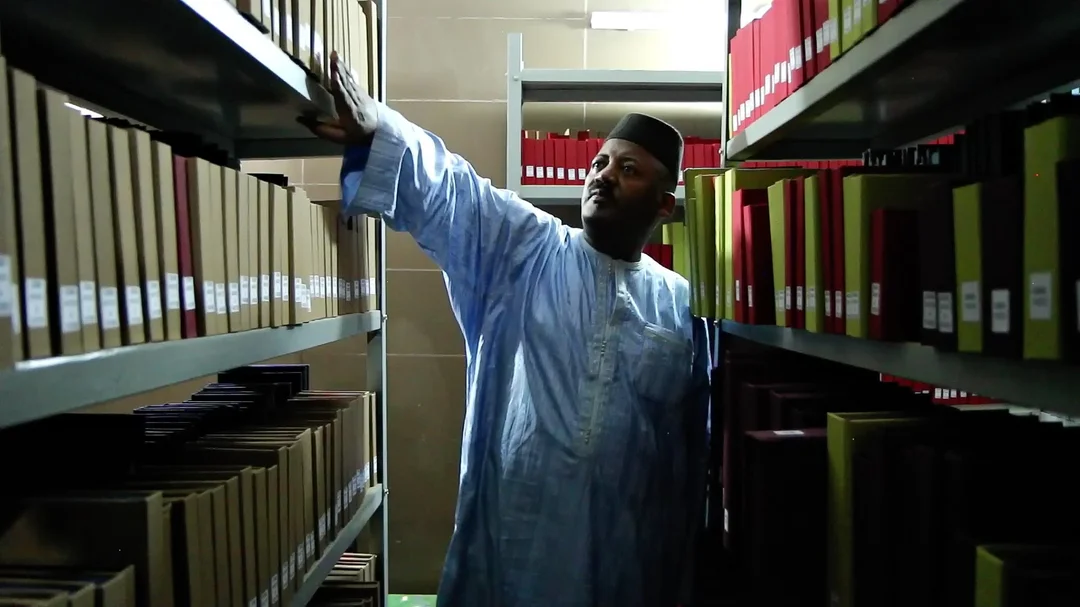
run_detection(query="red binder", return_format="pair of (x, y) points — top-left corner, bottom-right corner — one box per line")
(745, 202), (776, 325)
(816, 170), (834, 327)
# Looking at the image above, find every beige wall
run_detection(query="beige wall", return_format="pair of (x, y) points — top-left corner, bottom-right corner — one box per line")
(89, 0), (726, 595)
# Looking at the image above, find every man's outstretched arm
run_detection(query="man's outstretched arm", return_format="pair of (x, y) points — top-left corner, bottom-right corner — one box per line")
(305, 52), (560, 335)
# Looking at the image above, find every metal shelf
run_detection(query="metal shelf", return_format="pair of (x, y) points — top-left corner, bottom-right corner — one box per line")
(0, 0), (335, 158)
(519, 184), (685, 206)
(520, 69), (725, 103)
(0, 311), (382, 430)
(721, 320), (1080, 418)
(725, 0), (1080, 161)
(507, 32), (726, 193)
(291, 485), (384, 607)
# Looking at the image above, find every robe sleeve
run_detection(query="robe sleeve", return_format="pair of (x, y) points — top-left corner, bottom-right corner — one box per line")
(340, 103), (562, 341)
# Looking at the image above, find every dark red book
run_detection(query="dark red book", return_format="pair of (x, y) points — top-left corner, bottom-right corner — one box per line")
(744, 203), (776, 325)
(172, 155), (197, 338)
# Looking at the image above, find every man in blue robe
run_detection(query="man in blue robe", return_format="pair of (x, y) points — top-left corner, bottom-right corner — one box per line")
(304, 52), (711, 607)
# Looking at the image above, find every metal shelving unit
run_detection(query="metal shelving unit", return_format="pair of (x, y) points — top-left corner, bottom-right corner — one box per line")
(505, 32), (725, 201)
(722, 321), (1080, 418)
(723, 0), (1080, 162)
(0, 312), (382, 430)
(715, 0), (1080, 418)
(0, 0), (391, 603)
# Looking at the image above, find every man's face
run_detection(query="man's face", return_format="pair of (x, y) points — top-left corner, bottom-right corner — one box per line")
(581, 138), (676, 238)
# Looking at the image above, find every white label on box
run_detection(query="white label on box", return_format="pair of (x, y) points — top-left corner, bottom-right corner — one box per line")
(1029, 271), (1052, 320)
(991, 289), (1010, 334)
(203, 280), (215, 312)
(10, 283), (19, 334)
(318, 514), (326, 539)
(165, 273), (181, 311)
(80, 281), (98, 325)
(182, 276), (196, 311)
(556, 167), (565, 180)
(249, 599), (257, 607)
(834, 291), (843, 319)
(804, 37), (813, 63)
(271, 576), (280, 605)
(785, 286), (792, 310)
(937, 292), (955, 334)
(807, 286), (817, 311)
(273, 272), (282, 299)
(306, 533), (315, 558)
(240, 276), (250, 306)
(853, 5), (862, 25)
(261, 275), (270, 302)
(60, 285), (80, 333)
(870, 282), (881, 317)
(229, 282), (240, 313)
(825, 290), (832, 316)
(747, 285), (754, 308)
(25, 278), (48, 329)
(960, 280), (980, 322)
(735, 280), (741, 301)
(354, 279), (362, 298)
(0, 255), (11, 318)
(797, 287), (804, 311)
(578, 168), (586, 181)
(216, 283), (227, 315)
(846, 291), (860, 319)
(147, 280), (163, 319)
(525, 165), (534, 178)
(260, 590), (269, 607)
(296, 545), (304, 570)
(774, 430), (804, 436)
(546, 167), (554, 179)
(291, 551), (298, 579)
(842, 6), (852, 33)
(775, 290), (783, 313)
(336, 491), (342, 517)
(282, 563), (290, 585)
(100, 287), (120, 330)
(126, 285), (144, 326)
(345, 282), (352, 301)
(282, 278), (289, 303)
(250, 276), (259, 305)
(922, 291), (937, 329)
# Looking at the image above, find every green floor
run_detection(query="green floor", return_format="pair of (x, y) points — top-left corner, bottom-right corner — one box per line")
(388, 595), (437, 606)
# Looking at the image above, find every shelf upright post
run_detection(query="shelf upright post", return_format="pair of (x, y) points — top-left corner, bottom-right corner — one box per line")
(371, 0), (390, 600)
(720, 0), (741, 168)
(506, 32), (524, 194)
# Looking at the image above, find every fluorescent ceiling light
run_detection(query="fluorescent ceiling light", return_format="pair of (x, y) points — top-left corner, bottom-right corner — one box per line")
(589, 11), (675, 31)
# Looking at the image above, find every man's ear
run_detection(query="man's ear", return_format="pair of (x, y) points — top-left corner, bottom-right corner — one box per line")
(656, 191), (677, 219)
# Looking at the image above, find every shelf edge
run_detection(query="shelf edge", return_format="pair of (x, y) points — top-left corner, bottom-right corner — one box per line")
(291, 485), (385, 607)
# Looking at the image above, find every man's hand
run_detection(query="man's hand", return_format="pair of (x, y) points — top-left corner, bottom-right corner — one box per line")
(300, 51), (378, 145)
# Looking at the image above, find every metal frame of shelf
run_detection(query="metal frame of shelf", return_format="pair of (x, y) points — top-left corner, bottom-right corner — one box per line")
(721, 321), (1080, 418)
(0, 0), (390, 603)
(505, 32), (725, 201)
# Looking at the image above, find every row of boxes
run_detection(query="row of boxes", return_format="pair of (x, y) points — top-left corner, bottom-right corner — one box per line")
(0, 364), (382, 607)
(231, 0), (380, 97)
(728, 0), (911, 136)
(309, 553), (380, 606)
(0, 63), (379, 370)
(520, 131), (722, 187)
(718, 348), (1080, 607)
(676, 95), (1080, 362)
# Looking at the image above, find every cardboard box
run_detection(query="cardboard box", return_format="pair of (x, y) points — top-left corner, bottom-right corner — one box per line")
(86, 120), (122, 348)
(129, 129), (165, 342)
(0, 57), (20, 367)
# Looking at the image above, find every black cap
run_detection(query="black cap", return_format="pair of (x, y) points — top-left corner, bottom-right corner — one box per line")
(606, 113), (683, 180)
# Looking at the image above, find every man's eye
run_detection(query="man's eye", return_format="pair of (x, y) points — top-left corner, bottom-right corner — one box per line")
(621, 165), (636, 175)
(592, 160), (604, 169)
